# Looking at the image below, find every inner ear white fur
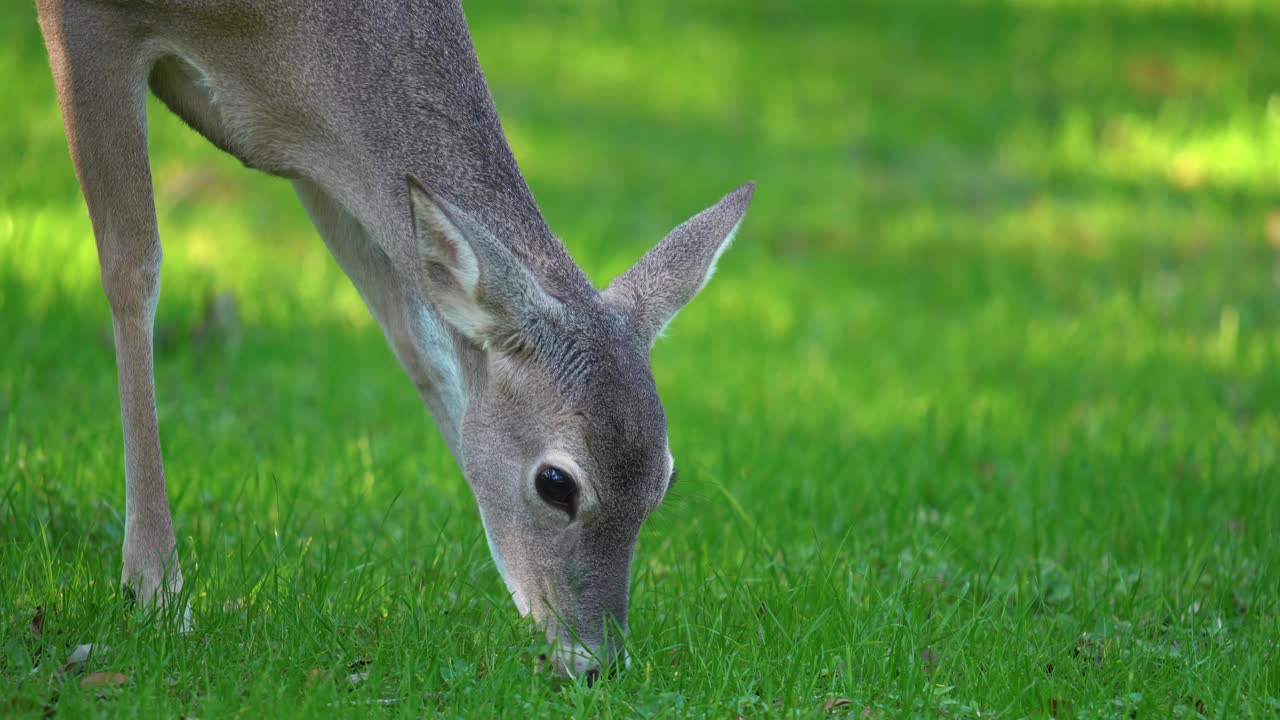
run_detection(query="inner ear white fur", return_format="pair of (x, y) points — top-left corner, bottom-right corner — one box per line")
(416, 193), (481, 293)
(408, 176), (564, 349)
(692, 217), (742, 298)
(408, 177), (496, 341)
(651, 215), (743, 340)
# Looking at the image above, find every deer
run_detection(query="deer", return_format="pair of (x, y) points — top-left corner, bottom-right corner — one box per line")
(35, 0), (753, 681)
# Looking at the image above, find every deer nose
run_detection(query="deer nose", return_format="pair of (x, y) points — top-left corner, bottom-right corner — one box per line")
(550, 641), (629, 683)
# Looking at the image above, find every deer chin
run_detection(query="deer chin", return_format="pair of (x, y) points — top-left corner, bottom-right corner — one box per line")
(478, 514), (531, 616)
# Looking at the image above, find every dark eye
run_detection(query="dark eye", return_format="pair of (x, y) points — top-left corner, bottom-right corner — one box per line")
(535, 465), (578, 517)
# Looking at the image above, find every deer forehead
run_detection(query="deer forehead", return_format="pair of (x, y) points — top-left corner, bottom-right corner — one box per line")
(577, 366), (670, 507)
(459, 295), (670, 505)
(495, 333), (668, 488)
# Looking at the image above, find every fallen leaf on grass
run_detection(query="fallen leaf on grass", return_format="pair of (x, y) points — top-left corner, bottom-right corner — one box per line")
(823, 697), (852, 712)
(10, 695), (59, 720)
(80, 672), (128, 688)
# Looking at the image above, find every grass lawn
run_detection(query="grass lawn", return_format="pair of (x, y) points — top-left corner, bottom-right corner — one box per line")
(3, 0), (1279, 716)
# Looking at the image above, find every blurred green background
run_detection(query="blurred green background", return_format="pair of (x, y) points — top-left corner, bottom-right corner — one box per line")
(2, 0), (1278, 717)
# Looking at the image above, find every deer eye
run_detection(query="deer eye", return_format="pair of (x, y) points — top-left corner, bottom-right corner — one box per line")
(535, 465), (578, 517)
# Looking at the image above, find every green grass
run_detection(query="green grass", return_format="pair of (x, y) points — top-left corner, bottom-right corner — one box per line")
(3, 0), (1280, 716)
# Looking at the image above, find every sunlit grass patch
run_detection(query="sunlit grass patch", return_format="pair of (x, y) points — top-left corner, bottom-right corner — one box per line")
(2, 0), (1279, 717)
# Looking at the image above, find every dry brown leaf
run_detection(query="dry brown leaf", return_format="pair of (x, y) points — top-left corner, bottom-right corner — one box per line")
(6, 697), (53, 716)
(305, 668), (330, 687)
(30, 607), (45, 638)
(823, 697), (852, 712)
(80, 672), (128, 688)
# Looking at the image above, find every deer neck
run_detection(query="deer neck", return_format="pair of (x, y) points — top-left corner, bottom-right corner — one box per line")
(313, 3), (600, 461)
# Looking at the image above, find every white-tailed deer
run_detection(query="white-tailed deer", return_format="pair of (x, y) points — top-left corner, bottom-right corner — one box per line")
(36, 0), (752, 680)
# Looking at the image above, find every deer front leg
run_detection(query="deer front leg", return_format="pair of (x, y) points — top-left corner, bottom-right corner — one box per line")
(113, 285), (184, 610)
(39, 1), (184, 612)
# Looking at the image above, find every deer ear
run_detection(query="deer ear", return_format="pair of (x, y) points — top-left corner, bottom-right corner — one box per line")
(603, 182), (754, 343)
(407, 175), (559, 349)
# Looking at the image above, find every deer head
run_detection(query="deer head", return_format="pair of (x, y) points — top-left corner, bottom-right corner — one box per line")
(408, 176), (754, 680)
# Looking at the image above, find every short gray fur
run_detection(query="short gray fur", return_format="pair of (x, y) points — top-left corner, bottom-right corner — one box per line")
(36, 0), (754, 679)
